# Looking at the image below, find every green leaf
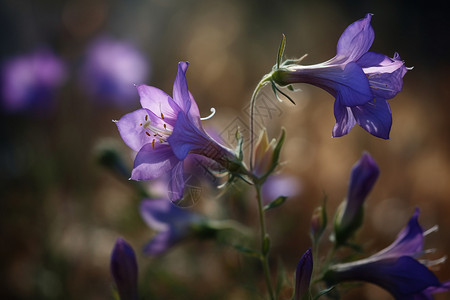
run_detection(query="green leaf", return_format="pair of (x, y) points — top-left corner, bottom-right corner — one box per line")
(277, 34), (286, 69)
(264, 196), (288, 211)
(313, 286), (335, 300)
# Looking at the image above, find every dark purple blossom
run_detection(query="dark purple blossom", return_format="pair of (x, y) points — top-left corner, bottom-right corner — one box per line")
(140, 199), (204, 255)
(271, 14), (409, 139)
(324, 209), (450, 299)
(1, 49), (66, 113)
(116, 62), (237, 201)
(80, 37), (150, 106)
(334, 152), (379, 245)
(294, 248), (313, 300)
(110, 238), (138, 300)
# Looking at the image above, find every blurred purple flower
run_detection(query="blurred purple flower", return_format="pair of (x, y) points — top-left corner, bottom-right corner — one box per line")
(110, 238), (138, 300)
(294, 248), (313, 300)
(325, 209), (450, 299)
(1, 49), (66, 113)
(334, 152), (379, 245)
(261, 174), (301, 204)
(80, 37), (150, 106)
(140, 199), (204, 255)
(272, 14), (409, 139)
(116, 62), (237, 201)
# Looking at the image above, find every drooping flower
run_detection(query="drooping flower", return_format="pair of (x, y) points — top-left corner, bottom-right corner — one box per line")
(116, 62), (239, 201)
(271, 14), (409, 139)
(110, 238), (139, 300)
(324, 209), (450, 299)
(80, 36), (150, 106)
(294, 248), (313, 300)
(1, 49), (66, 113)
(140, 199), (204, 255)
(334, 152), (379, 245)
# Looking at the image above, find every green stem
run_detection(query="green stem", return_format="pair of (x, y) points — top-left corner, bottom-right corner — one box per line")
(249, 75), (271, 170)
(255, 183), (275, 300)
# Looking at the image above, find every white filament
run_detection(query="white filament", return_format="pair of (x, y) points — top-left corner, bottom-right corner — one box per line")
(200, 107), (216, 120)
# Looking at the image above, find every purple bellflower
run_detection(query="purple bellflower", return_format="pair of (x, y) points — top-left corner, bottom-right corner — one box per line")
(1, 49), (66, 113)
(80, 37), (150, 106)
(271, 14), (409, 139)
(116, 62), (238, 201)
(140, 199), (204, 255)
(334, 152), (379, 245)
(324, 209), (450, 299)
(294, 248), (313, 300)
(110, 238), (139, 300)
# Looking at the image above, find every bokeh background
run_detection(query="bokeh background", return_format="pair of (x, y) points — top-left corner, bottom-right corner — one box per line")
(1, 0), (449, 299)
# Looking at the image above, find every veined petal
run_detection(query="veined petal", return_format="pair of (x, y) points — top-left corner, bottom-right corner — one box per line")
(172, 62), (192, 113)
(336, 62), (373, 106)
(131, 143), (179, 180)
(372, 208), (423, 259)
(168, 161), (185, 202)
(336, 13), (374, 62)
(116, 108), (166, 152)
(137, 84), (180, 126)
(351, 98), (392, 139)
(357, 52), (408, 99)
(167, 112), (211, 161)
(332, 98), (356, 137)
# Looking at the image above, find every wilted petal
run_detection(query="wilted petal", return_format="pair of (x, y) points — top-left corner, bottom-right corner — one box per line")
(110, 238), (138, 300)
(351, 98), (392, 139)
(332, 99), (356, 137)
(294, 248), (313, 300)
(131, 143), (179, 180)
(336, 13), (374, 62)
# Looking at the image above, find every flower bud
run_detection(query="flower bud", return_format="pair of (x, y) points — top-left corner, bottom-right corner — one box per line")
(110, 238), (138, 300)
(294, 248), (313, 300)
(310, 205), (327, 242)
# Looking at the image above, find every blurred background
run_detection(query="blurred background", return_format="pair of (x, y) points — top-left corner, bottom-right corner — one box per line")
(1, 0), (449, 299)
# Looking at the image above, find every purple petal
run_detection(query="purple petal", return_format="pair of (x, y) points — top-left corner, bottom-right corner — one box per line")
(131, 143), (179, 180)
(294, 248), (313, 300)
(137, 84), (180, 126)
(372, 208), (424, 259)
(418, 281), (450, 299)
(167, 112), (211, 161)
(336, 62), (373, 106)
(357, 52), (408, 99)
(142, 230), (181, 256)
(139, 199), (201, 232)
(116, 108), (167, 152)
(332, 98), (356, 137)
(336, 13), (374, 62)
(168, 160), (185, 201)
(351, 98), (392, 139)
(172, 62), (192, 113)
(110, 238), (138, 300)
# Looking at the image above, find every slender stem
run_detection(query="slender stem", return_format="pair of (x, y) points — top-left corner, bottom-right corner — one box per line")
(255, 183), (275, 300)
(249, 75), (271, 171)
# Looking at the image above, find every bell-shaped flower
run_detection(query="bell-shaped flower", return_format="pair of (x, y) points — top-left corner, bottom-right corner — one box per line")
(140, 199), (205, 255)
(324, 209), (450, 299)
(294, 248), (313, 300)
(110, 238), (139, 300)
(116, 62), (238, 201)
(1, 49), (66, 113)
(271, 14), (409, 139)
(334, 152), (379, 246)
(79, 36), (150, 107)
